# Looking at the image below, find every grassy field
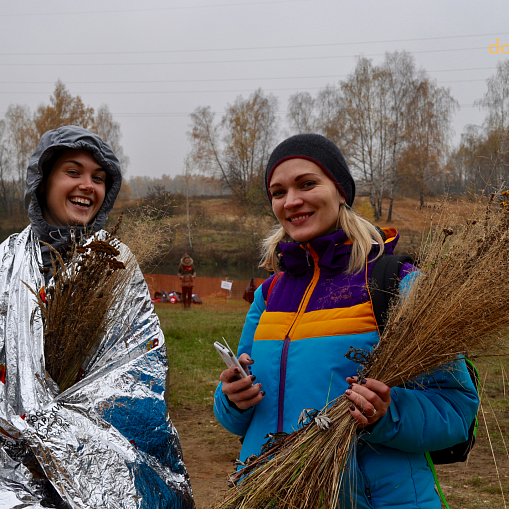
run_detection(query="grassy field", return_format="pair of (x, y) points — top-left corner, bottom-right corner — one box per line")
(159, 300), (509, 508)
(435, 352), (509, 508)
(157, 298), (249, 407)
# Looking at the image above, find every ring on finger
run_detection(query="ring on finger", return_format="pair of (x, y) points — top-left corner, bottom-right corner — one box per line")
(365, 408), (377, 419)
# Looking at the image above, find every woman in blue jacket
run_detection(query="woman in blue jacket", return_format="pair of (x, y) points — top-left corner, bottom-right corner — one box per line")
(214, 134), (479, 508)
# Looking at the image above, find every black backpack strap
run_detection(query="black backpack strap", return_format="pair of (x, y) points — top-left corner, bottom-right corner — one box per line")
(369, 254), (413, 335)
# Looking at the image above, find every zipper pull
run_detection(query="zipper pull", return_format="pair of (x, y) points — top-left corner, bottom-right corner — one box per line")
(305, 244), (311, 266)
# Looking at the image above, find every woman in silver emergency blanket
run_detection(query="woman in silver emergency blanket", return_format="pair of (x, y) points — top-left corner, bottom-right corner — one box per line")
(0, 126), (194, 508)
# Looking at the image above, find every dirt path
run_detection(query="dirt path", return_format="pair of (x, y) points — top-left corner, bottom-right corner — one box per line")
(171, 405), (241, 509)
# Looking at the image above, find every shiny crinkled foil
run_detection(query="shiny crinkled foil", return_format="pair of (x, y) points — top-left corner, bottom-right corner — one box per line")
(0, 226), (194, 508)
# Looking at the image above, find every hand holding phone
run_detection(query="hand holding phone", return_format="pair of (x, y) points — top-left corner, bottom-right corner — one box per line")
(214, 337), (249, 378)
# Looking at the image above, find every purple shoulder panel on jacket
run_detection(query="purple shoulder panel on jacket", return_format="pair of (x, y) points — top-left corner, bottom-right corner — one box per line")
(261, 229), (402, 314)
(261, 274), (275, 301)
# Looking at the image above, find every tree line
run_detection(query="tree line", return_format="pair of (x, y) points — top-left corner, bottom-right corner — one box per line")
(1, 56), (508, 224)
(0, 81), (128, 219)
(127, 173), (226, 199)
(447, 60), (509, 197)
(189, 53), (509, 220)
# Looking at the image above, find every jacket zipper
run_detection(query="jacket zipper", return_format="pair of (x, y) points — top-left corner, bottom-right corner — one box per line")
(277, 335), (291, 432)
(277, 244), (320, 432)
(358, 460), (374, 505)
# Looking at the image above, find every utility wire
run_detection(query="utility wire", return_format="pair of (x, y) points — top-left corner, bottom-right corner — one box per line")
(0, 0), (309, 17)
(0, 32), (506, 55)
(0, 80), (489, 96)
(0, 67), (497, 85)
(0, 46), (492, 67)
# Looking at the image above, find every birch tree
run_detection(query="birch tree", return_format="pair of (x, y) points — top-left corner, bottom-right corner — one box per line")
(4, 105), (38, 212)
(382, 51), (419, 221)
(92, 104), (130, 172)
(341, 57), (391, 220)
(399, 79), (458, 206)
(474, 59), (509, 131)
(188, 88), (279, 207)
(287, 92), (315, 134)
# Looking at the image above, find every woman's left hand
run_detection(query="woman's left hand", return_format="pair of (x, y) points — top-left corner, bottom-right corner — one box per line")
(345, 376), (391, 428)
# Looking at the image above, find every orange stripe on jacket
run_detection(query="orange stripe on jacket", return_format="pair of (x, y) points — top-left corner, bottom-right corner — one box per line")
(253, 301), (377, 341)
(254, 311), (296, 341)
(292, 303), (378, 340)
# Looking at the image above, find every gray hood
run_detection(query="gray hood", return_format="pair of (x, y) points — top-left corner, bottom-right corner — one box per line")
(25, 125), (122, 242)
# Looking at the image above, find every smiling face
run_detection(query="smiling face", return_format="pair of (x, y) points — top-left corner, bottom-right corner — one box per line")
(42, 149), (107, 227)
(269, 158), (343, 243)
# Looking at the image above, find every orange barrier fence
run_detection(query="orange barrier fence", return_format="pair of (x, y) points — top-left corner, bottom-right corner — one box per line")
(143, 274), (266, 300)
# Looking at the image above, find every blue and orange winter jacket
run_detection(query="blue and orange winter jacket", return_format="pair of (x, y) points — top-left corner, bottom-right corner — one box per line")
(214, 228), (479, 509)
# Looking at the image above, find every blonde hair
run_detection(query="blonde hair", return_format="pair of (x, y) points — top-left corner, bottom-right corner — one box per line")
(260, 203), (384, 275)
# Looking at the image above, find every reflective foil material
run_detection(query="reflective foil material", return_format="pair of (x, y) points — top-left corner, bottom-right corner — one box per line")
(0, 226), (194, 508)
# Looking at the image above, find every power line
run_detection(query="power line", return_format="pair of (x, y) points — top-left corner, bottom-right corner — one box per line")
(0, 32), (506, 55)
(0, 79), (489, 97)
(0, 0), (308, 17)
(0, 46), (491, 67)
(0, 67), (497, 86)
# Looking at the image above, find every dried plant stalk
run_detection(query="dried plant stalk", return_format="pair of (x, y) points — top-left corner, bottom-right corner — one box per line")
(118, 199), (176, 271)
(27, 221), (135, 392)
(216, 194), (509, 509)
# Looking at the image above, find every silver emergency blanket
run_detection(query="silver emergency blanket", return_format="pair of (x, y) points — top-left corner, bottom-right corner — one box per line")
(0, 226), (194, 508)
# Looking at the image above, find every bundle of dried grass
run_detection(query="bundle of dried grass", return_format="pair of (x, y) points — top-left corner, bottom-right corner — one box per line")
(217, 193), (509, 509)
(28, 221), (135, 392)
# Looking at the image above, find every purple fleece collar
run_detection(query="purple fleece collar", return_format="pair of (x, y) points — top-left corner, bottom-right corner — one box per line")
(279, 230), (399, 277)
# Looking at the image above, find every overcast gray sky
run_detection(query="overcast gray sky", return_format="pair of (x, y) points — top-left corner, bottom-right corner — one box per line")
(0, 0), (508, 178)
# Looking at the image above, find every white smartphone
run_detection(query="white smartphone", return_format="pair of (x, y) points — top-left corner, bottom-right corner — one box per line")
(214, 337), (249, 378)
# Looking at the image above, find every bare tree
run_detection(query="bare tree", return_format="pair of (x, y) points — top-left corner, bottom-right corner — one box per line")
(183, 156), (194, 253)
(382, 51), (420, 221)
(474, 59), (509, 131)
(447, 61), (509, 196)
(287, 92), (316, 134)
(5, 105), (38, 212)
(314, 85), (345, 148)
(399, 79), (458, 206)
(449, 123), (509, 195)
(287, 86), (345, 147)
(188, 88), (279, 208)
(91, 104), (130, 173)
(341, 57), (392, 220)
(0, 120), (11, 215)
(189, 106), (227, 185)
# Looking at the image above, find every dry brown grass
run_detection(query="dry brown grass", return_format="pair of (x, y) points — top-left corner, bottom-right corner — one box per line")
(216, 193), (509, 509)
(117, 201), (178, 271)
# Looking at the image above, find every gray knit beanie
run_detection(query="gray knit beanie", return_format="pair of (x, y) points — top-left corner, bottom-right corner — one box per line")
(265, 134), (355, 206)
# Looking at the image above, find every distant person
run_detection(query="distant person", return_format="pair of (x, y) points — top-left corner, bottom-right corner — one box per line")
(243, 278), (257, 304)
(178, 253), (196, 309)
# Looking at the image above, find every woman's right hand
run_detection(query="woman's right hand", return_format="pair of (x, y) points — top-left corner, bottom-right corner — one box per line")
(220, 353), (264, 410)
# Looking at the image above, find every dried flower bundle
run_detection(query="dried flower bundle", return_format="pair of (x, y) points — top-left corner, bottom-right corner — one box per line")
(28, 221), (135, 392)
(217, 194), (509, 509)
